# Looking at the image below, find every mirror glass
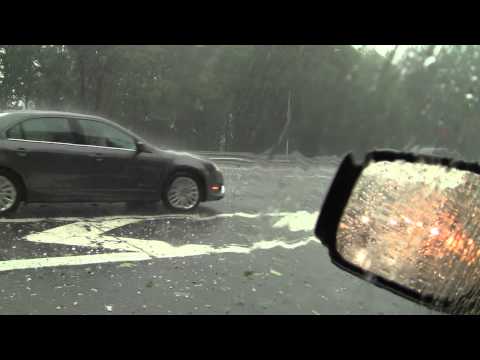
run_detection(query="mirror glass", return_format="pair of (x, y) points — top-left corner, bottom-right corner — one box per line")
(337, 160), (480, 313)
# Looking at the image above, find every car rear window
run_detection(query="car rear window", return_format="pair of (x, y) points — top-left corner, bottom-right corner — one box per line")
(21, 117), (76, 144)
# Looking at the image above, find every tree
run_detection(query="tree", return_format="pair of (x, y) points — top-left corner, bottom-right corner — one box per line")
(2, 44), (475, 158)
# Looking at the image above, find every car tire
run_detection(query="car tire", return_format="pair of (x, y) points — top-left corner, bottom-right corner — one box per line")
(0, 170), (23, 217)
(162, 173), (202, 212)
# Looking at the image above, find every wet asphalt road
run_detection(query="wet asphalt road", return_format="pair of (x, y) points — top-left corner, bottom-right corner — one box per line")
(0, 161), (433, 314)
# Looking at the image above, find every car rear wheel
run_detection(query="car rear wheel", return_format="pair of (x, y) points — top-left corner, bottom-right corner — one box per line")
(163, 174), (201, 212)
(0, 171), (22, 216)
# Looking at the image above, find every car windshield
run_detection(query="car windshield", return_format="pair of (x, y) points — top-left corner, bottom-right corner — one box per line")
(0, 45), (472, 315)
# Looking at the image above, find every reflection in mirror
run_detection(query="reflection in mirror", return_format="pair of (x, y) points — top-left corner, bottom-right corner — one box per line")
(337, 160), (480, 314)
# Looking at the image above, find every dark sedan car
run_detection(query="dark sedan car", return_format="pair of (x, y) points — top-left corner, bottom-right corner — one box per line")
(0, 111), (225, 215)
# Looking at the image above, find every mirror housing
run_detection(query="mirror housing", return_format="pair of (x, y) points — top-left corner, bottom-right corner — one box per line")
(136, 141), (149, 154)
(316, 150), (480, 314)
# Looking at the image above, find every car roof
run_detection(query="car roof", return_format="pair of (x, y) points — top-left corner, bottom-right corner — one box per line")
(410, 146), (452, 152)
(0, 110), (141, 139)
(0, 110), (105, 123)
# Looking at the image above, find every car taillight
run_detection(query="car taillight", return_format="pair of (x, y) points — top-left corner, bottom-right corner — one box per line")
(210, 185), (221, 192)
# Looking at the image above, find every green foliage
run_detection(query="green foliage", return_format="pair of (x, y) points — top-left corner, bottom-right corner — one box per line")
(0, 45), (477, 158)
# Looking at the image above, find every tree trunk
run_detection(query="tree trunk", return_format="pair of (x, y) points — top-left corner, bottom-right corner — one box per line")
(94, 70), (104, 112)
(79, 55), (87, 110)
(268, 90), (292, 159)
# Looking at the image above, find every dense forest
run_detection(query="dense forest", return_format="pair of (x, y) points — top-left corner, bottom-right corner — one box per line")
(0, 45), (479, 159)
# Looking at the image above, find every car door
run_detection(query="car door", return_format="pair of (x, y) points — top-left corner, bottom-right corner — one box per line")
(4, 117), (97, 202)
(73, 118), (160, 201)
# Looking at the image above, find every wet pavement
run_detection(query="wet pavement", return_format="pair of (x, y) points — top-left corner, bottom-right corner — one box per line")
(0, 162), (433, 314)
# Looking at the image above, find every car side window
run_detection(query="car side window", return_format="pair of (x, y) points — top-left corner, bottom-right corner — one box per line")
(77, 120), (136, 151)
(20, 117), (76, 144)
(6, 124), (23, 139)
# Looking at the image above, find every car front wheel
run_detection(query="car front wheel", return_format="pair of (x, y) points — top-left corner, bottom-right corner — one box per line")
(163, 174), (201, 212)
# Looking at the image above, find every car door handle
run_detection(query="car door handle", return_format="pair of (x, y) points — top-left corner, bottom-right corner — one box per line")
(16, 148), (28, 157)
(90, 153), (104, 162)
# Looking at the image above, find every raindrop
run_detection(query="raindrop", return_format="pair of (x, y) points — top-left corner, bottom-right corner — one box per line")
(424, 56), (436, 67)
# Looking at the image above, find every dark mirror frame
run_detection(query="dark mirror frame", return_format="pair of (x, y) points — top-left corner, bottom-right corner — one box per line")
(136, 141), (148, 154)
(315, 150), (480, 313)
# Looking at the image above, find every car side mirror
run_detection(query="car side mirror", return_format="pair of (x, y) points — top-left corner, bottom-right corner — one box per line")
(316, 150), (480, 315)
(136, 142), (148, 153)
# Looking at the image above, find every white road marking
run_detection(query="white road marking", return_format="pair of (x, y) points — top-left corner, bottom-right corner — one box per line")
(273, 211), (319, 232)
(26, 218), (144, 252)
(0, 211), (302, 224)
(0, 252), (151, 272)
(114, 236), (320, 259)
(26, 212), (321, 256)
(0, 211), (321, 272)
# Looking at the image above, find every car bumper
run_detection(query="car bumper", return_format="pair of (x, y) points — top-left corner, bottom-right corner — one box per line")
(206, 185), (225, 201)
(205, 170), (225, 201)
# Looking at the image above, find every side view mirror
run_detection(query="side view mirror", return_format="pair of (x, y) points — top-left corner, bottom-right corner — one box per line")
(316, 150), (480, 314)
(136, 141), (149, 153)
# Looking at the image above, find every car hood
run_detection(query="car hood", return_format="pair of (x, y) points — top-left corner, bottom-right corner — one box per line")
(151, 146), (213, 165)
(162, 149), (208, 161)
